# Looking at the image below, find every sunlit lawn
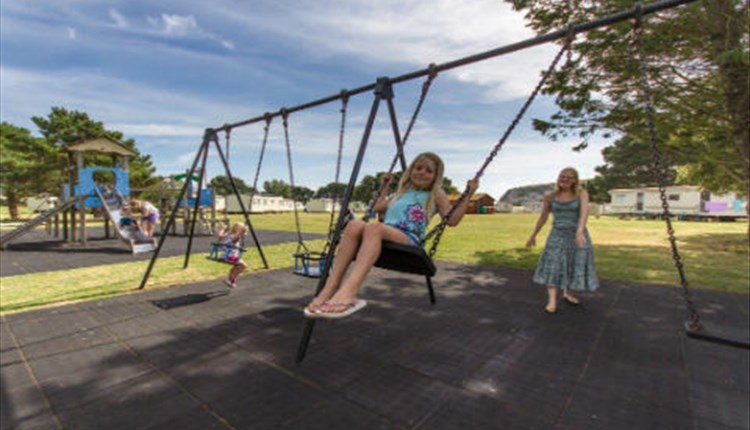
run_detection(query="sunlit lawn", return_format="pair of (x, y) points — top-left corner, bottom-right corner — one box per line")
(1, 212), (747, 314)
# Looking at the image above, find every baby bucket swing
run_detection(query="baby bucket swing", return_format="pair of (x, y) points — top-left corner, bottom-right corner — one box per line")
(281, 95), (351, 278)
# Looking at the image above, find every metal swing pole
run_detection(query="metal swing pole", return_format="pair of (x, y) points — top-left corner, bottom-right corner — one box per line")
(212, 133), (269, 269)
(384, 90), (408, 171)
(139, 131), (211, 290)
(296, 78), (392, 362)
(183, 134), (211, 268)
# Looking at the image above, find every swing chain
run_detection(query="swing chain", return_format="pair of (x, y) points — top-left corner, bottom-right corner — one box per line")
(249, 114), (273, 212)
(426, 41), (572, 258)
(224, 126), (232, 163)
(387, 63), (439, 174)
(323, 92), (350, 253)
(281, 109), (308, 254)
(633, 6), (701, 330)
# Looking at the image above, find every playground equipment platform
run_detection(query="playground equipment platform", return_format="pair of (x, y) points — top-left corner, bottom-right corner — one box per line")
(1, 262), (747, 430)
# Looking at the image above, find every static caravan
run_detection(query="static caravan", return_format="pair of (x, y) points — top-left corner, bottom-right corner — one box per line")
(306, 198), (342, 213)
(225, 194), (303, 213)
(608, 186), (746, 219)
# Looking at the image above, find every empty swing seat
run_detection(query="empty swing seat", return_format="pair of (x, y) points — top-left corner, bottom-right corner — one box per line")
(294, 251), (329, 278)
(207, 242), (245, 263)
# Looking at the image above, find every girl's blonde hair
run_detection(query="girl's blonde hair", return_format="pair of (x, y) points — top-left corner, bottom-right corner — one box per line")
(554, 167), (581, 196)
(231, 222), (247, 235)
(390, 152), (445, 219)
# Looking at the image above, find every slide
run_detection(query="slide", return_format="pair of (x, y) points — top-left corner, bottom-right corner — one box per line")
(0, 198), (78, 248)
(94, 187), (157, 254)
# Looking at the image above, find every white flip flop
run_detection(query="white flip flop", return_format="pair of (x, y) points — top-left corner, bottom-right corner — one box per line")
(315, 299), (367, 319)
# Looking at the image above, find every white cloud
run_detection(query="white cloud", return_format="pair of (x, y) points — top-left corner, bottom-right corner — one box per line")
(221, 40), (235, 50)
(109, 8), (128, 28)
(158, 14), (199, 36)
(67, 27), (77, 40)
(215, 0), (558, 100)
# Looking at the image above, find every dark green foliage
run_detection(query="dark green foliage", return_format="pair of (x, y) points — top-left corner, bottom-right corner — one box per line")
(507, 0), (748, 198)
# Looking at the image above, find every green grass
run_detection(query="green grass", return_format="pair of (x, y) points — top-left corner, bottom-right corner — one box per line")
(1, 212), (747, 315)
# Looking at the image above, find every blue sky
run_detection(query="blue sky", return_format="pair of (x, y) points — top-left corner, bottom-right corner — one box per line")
(1, 0), (610, 199)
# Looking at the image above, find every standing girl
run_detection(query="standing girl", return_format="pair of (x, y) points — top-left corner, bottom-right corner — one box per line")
(526, 167), (599, 313)
(217, 222), (249, 288)
(305, 152), (479, 318)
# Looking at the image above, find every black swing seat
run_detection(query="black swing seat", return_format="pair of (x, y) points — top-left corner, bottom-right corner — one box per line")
(207, 242), (245, 264)
(685, 321), (750, 349)
(375, 241), (436, 277)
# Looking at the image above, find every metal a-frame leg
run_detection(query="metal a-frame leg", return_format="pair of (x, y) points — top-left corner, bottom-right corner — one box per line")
(426, 275), (436, 304)
(296, 78), (391, 363)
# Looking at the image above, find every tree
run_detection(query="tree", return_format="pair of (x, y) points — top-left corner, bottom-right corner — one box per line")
(507, 0), (748, 202)
(316, 182), (348, 199)
(31, 107), (159, 191)
(263, 179), (291, 197)
(209, 175), (253, 196)
(292, 186), (315, 203)
(0, 123), (61, 219)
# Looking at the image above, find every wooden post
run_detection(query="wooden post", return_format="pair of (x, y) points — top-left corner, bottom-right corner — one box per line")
(77, 153), (86, 245)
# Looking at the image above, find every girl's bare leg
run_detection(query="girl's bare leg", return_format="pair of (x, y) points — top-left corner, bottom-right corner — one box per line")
(546, 287), (557, 313)
(307, 220), (366, 309)
(322, 223), (409, 311)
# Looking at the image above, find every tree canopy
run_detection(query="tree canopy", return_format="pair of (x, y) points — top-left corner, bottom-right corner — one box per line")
(507, 0), (748, 200)
(209, 175), (254, 196)
(0, 123), (61, 218)
(31, 107), (158, 191)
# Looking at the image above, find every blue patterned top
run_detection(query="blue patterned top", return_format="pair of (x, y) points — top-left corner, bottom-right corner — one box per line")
(551, 197), (580, 229)
(383, 189), (434, 243)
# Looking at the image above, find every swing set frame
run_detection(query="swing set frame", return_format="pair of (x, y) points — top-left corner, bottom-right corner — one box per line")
(137, 0), (747, 361)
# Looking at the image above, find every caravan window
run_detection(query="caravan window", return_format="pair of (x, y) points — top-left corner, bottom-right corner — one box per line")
(668, 194), (680, 201)
(614, 194), (626, 204)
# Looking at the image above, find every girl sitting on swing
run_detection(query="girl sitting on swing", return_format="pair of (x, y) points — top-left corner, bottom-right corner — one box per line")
(304, 151), (479, 318)
(217, 222), (248, 288)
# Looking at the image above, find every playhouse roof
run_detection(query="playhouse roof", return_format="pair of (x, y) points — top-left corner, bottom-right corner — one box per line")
(67, 136), (137, 157)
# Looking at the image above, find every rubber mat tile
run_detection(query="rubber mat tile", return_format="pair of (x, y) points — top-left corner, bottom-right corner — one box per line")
(395, 340), (496, 386)
(0, 378), (58, 430)
(689, 381), (750, 430)
(278, 397), (398, 430)
(124, 330), (232, 371)
(55, 373), (225, 430)
(417, 390), (551, 430)
(292, 350), (383, 390)
(580, 359), (691, 411)
(170, 359), (326, 429)
(341, 364), (461, 428)
(27, 343), (154, 411)
(4, 313), (115, 360)
(557, 384), (694, 430)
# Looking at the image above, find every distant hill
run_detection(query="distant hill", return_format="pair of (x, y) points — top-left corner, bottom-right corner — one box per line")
(499, 183), (554, 205)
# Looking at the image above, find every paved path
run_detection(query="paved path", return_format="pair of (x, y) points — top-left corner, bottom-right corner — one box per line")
(0, 227), (324, 277)
(1, 262), (748, 430)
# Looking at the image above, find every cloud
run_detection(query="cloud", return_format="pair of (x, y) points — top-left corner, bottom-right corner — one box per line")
(109, 8), (128, 28)
(67, 27), (77, 40)
(159, 14), (199, 36)
(214, 0), (559, 101)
